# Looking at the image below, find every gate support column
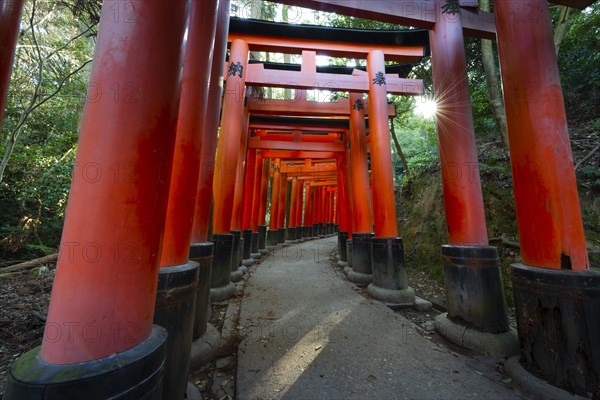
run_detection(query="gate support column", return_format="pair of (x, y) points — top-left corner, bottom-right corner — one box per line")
(257, 157), (270, 253)
(236, 144), (256, 272)
(231, 103), (250, 278)
(155, 1), (219, 398)
(296, 180), (305, 241)
(249, 151), (264, 258)
(267, 160), (281, 249)
(277, 173), (287, 243)
(347, 94), (375, 286)
(211, 38), (249, 301)
(287, 178), (299, 242)
(366, 50), (414, 305)
(4, 1), (188, 397)
(336, 155), (349, 266)
(0, 0), (24, 130)
(429, 2), (516, 357)
(495, 1), (595, 395)
(187, 0), (230, 374)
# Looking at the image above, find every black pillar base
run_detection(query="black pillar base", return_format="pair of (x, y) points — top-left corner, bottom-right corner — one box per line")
(230, 231), (243, 282)
(367, 237), (415, 304)
(189, 242), (213, 339)
(210, 233), (235, 302)
(344, 239), (353, 275)
(3, 326), (167, 399)
(277, 228), (286, 244)
(286, 226), (296, 242)
(442, 245), (509, 333)
(347, 233), (372, 286)
(512, 263), (600, 398)
(155, 262), (199, 400)
(250, 232), (260, 258)
(319, 224), (326, 237)
(338, 231), (348, 264)
(267, 229), (278, 248)
(258, 225), (267, 251)
(242, 229), (252, 260)
(312, 223), (319, 238)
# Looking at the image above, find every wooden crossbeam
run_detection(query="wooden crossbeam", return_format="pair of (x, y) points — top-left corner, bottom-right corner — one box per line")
(228, 33), (425, 63)
(243, 63), (423, 95)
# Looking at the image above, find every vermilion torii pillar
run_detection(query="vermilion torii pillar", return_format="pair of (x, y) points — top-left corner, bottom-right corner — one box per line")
(156, 1), (218, 398)
(495, 1), (595, 395)
(336, 154), (350, 267)
(302, 183), (312, 238)
(295, 180), (305, 240)
(277, 171), (288, 243)
(257, 157), (270, 252)
(240, 148), (256, 263)
(267, 159), (281, 248)
(191, 0), (231, 244)
(288, 178), (300, 241)
(347, 94), (375, 286)
(249, 150), (264, 258)
(430, 3), (514, 356)
(366, 50), (415, 305)
(189, 0), (230, 348)
(0, 0), (24, 131)
(4, 1), (188, 397)
(231, 101), (251, 279)
(211, 38), (249, 301)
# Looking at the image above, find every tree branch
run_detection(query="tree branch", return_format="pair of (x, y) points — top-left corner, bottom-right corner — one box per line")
(575, 145), (600, 171)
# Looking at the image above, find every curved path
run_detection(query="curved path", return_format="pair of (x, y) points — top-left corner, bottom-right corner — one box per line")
(237, 236), (524, 399)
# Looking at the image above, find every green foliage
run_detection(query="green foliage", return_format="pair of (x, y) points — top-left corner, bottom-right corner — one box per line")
(557, 4), (600, 121)
(0, 1), (94, 262)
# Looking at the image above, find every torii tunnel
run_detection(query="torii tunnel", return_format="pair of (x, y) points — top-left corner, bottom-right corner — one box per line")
(1, 0), (598, 399)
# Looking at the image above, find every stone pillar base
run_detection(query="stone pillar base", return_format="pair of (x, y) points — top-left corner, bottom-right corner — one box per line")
(344, 239), (353, 275)
(186, 382), (201, 400)
(511, 263), (600, 397)
(367, 283), (414, 305)
(367, 237), (415, 305)
(250, 231), (260, 258)
(189, 242), (213, 340)
(189, 323), (222, 373)
(337, 231), (348, 264)
(242, 229), (252, 261)
(211, 233), (234, 300)
(277, 228), (286, 244)
(503, 355), (586, 400)
(266, 229), (278, 249)
(349, 233), (372, 284)
(155, 262), (199, 400)
(319, 223), (326, 238)
(442, 245), (510, 333)
(3, 326), (167, 399)
(347, 269), (372, 286)
(434, 313), (518, 357)
(230, 231), (244, 282)
(286, 226), (297, 242)
(258, 225), (267, 251)
(210, 283), (236, 303)
(230, 269), (243, 282)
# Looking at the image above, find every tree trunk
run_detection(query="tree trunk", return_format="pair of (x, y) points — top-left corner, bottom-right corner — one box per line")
(480, 0), (509, 148)
(389, 117), (411, 178)
(282, 5), (292, 100)
(554, 6), (571, 55)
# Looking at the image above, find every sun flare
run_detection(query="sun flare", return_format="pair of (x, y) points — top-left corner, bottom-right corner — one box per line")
(415, 98), (437, 119)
